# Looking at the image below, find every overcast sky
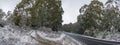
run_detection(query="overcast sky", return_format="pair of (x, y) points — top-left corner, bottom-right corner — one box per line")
(0, 0), (107, 24)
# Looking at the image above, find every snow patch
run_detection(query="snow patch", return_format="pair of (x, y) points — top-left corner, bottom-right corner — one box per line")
(0, 25), (83, 45)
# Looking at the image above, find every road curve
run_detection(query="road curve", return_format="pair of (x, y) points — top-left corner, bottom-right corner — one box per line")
(63, 32), (120, 45)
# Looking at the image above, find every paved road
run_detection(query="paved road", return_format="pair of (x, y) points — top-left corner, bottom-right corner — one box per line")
(63, 32), (120, 45)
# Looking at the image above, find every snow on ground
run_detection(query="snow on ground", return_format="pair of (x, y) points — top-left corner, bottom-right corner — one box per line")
(95, 31), (120, 42)
(37, 32), (66, 41)
(0, 25), (83, 45)
(105, 32), (120, 42)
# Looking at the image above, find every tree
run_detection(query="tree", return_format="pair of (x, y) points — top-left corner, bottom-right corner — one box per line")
(0, 9), (5, 19)
(30, 0), (63, 31)
(47, 0), (63, 31)
(77, 5), (88, 34)
(77, 15), (86, 34)
(82, 0), (103, 36)
(12, 0), (64, 31)
(0, 9), (6, 27)
(101, 0), (120, 33)
(62, 0), (120, 36)
(62, 23), (73, 32)
(11, 0), (32, 27)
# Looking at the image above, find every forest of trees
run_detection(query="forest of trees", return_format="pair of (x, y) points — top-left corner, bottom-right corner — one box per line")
(0, 0), (120, 37)
(10, 0), (63, 31)
(62, 0), (120, 37)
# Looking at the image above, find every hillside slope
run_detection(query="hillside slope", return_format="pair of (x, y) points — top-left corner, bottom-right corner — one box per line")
(0, 25), (82, 45)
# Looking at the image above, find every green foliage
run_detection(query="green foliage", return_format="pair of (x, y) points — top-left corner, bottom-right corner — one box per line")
(62, 23), (73, 32)
(12, 0), (63, 31)
(62, 0), (104, 36)
(0, 9), (5, 19)
(62, 22), (85, 34)
(81, 0), (103, 36)
(12, 13), (21, 26)
(105, 0), (113, 4)
(30, 0), (63, 31)
(101, 7), (120, 32)
(75, 0), (120, 36)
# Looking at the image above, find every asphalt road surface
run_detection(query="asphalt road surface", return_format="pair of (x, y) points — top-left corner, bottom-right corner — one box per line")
(63, 32), (120, 45)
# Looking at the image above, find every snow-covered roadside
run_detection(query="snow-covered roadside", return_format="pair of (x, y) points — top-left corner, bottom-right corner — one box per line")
(105, 33), (120, 41)
(0, 25), (83, 45)
(95, 31), (120, 42)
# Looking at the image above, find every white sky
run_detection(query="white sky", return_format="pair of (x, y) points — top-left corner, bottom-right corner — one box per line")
(0, 0), (107, 24)
(0, 0), (21, 13)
